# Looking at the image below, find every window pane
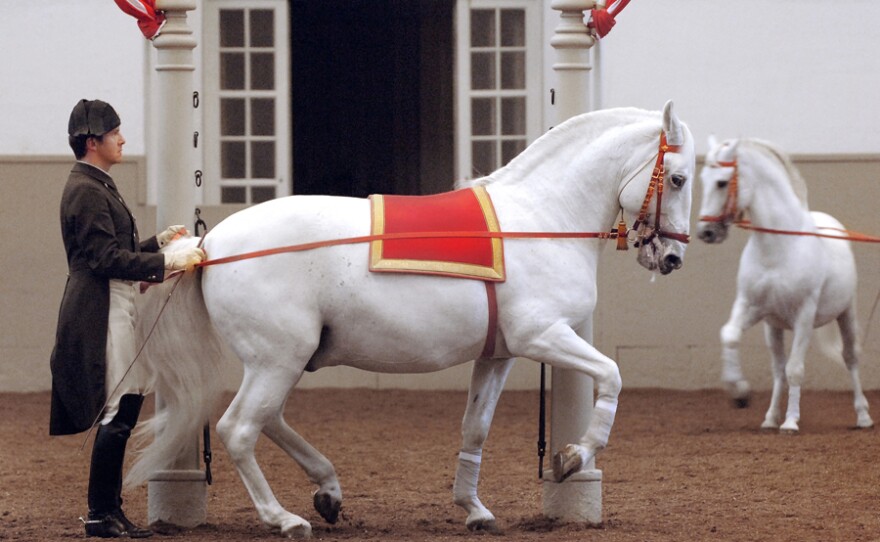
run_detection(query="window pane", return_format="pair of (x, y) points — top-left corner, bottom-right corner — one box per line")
(471, 98), (496, 136)
(251, 98), (275, 136)
(250, 9), (274, 47)
(251, 141), (276, 178)
(472, 141), (496, 177)
(220, 10), (244, 47)
(471, 52), (495, 90)
(221, 98), (245, 136)
(251, 186), (276, 204)
(501, 97), (525, 135)
(221, 186), (246, 204)
(470, 10), (495, 47)
(502, 140), (526, 165)
(501, 51), (525, 89)
(221, 52), (245, 90)
(221, 141), (246, 178)
(250, 52), (275, 90)
(500, 10), (525, 47)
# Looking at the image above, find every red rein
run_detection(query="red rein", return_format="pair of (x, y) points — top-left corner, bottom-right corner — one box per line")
(197, 132), (690, 268)
(699, 159), (880, 243)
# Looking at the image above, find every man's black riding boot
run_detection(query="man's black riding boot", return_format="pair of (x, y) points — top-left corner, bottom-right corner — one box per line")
(85, 394), (152, 538)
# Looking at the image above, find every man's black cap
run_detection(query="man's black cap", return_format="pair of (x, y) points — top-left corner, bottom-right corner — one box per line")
(68, 99), (121, 137)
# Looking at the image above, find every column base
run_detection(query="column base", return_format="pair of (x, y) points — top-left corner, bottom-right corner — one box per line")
(542, 468), (602, 524)
(148, 469), (206, 528)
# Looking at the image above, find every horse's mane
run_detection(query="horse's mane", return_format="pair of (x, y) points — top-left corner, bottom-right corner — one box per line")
(741, 139), (809, 209)
(456, 107), (660, 189)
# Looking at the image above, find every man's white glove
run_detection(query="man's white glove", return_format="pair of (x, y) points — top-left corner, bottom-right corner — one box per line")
(157, 225), (187, 247)
(164, 246), (206, 271)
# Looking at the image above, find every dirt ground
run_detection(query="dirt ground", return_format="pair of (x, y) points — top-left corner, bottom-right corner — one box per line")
(2, 387), (879, 542)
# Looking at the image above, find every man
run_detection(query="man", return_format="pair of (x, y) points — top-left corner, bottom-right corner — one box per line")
(50, 99), (205, 538)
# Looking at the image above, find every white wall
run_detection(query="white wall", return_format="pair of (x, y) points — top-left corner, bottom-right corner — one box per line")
(3, 2), (878, 156)
(0, 2), (147, 155)
(598, 0), (880, 155)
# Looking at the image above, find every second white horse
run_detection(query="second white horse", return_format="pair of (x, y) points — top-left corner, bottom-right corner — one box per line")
(697, 136), (873, 433)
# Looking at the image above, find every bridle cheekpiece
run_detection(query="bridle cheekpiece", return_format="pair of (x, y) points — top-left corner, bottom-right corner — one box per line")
(699, 148), (739, 226)
(618, 132), (690, 250)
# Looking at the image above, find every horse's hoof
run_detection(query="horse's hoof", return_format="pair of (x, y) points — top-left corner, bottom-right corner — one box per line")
(313, 490), (341, 524)
(760, 420), (778, 431)
(726, 382), (751, 408)
(467, 519), (501, 535)
(551, 445), (582, 483)
(281, 522), (312, 539)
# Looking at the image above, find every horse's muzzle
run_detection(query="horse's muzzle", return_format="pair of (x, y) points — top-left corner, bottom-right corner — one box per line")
(697, 222), (728, 244)
(661, 253), (683, 274)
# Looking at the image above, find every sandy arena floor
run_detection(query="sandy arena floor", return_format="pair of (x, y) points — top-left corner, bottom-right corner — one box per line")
(2, 387), (879, 541)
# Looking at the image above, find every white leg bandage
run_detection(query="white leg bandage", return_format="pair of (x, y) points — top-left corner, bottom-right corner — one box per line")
(453, 450), (482, 501)
(786, 386), (801, 421)
(584, 399), (618, 450)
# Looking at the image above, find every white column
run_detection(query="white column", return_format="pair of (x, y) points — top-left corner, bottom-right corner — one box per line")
(542, 0), (602, 524)
(147, 0), (206, 529)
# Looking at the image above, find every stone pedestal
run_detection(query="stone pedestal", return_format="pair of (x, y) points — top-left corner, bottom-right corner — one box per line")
(542, 468), (603, 524)
(148, 470), (207, 528)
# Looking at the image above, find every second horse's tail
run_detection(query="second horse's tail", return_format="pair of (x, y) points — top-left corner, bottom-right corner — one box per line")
(125, 236), (230, 487)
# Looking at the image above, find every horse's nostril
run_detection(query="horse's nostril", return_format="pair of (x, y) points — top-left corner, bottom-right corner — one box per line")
(698, 229), (714, 243)
(664, 254), (682, 269)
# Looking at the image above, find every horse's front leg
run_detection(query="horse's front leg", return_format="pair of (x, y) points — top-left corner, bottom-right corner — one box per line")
(720, 298), (762, 408)
(453, 357), (515, 533)
(760, 324), (787, 430)
(511, 323), (621, 483)
(779, 302), (819, 433)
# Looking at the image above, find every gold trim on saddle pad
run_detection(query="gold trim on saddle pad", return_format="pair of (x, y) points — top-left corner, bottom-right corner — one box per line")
(369, 186), (505, 281)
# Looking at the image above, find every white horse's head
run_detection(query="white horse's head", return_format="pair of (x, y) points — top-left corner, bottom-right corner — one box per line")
(697, 136), (741, 243)
(618, 100), (695, 275)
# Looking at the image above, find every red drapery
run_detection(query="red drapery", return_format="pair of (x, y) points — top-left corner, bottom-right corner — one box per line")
(114, 0), (166, 40)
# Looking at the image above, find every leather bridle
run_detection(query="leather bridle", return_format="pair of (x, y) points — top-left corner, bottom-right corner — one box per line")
(698, 154), (739, 226)
(622, 132), (691, 249)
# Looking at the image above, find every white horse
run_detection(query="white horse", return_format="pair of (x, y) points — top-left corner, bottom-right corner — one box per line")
(697, 136), (873, 433)
(129, 102), (694, 538)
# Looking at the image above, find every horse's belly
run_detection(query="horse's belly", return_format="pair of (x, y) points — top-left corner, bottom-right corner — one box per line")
(307, 275), (490, 373)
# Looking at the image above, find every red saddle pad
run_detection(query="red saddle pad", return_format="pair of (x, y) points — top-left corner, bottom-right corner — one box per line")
(369, 186), (505, 281)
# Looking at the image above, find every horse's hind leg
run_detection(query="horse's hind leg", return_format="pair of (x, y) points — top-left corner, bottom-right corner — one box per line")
(263, 411), (343, 523)
(216, 369), (313, 538)
(453, 357), (515, 533)
(760, 324), (787, 430)
(838, 306), (873, 428)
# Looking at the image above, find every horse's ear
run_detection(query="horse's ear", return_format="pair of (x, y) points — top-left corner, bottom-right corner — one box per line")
(708, 134), (719, 150)
(662, 100), (684, 146)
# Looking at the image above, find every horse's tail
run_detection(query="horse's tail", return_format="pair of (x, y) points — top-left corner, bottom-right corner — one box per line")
(125, 236), (229, 487)
(814, 321), (845, 365)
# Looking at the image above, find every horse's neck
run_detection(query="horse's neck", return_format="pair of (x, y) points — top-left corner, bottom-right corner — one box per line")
(486, 118), (639, 234)
(743, 152), (812, 234)
(491, 154), (619, 234)
(741, 152), (817, 261)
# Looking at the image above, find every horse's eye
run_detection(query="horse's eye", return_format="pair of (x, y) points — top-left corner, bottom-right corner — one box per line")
(670, 174), (686, 188)
(716, 180), (729, 189)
